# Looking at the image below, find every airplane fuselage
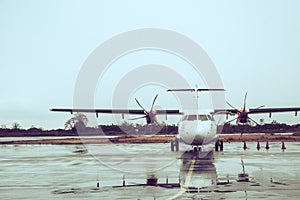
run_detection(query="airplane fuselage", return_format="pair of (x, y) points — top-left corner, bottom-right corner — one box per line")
(178, 114), (218, 147)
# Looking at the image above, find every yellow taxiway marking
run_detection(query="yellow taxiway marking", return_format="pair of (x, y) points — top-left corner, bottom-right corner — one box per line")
(167, 156), (196, 200)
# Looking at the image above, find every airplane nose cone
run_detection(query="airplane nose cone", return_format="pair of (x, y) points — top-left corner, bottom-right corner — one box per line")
(179, 120), (216, 146)
(192, 122), (213, 144)
(196, 121), (212, 133)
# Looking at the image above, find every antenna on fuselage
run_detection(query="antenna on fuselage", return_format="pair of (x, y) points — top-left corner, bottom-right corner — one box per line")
(167, 87), (225, 119)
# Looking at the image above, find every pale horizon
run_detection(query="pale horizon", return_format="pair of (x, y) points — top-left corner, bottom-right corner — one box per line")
(1, 0), (300, 129)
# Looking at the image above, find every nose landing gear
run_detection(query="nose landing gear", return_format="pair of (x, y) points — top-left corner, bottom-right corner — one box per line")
(193, 146), (202, 152)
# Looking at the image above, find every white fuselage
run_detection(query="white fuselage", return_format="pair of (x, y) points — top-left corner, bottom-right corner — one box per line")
(178, 113), (218, 146)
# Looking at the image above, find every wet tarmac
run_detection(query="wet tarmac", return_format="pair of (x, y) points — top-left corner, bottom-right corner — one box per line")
(1, 141), (300, 199)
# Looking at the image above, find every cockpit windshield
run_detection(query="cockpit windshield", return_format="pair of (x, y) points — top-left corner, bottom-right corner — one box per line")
(181, 114), (212, 121)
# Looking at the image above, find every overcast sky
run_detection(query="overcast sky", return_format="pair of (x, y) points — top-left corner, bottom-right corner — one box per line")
(1, 0), (300, 129)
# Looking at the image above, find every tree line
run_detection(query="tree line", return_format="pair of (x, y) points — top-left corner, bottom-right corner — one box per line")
(1, 113), (300, 136)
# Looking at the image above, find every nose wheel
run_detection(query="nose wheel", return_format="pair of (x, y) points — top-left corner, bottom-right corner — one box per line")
(193, 146), (202, 152)
(192, 146), (202, 156)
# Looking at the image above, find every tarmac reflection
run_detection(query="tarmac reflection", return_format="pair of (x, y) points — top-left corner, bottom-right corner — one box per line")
(179, 151), (217, 189)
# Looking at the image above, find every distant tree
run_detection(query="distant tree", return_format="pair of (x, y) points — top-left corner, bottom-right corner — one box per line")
(64, 113), (88, 130)
(12, 122), (21, 129)
(1, 124), (6, 129)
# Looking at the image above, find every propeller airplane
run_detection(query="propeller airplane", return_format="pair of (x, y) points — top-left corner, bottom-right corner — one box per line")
(51, 89), (300, 152)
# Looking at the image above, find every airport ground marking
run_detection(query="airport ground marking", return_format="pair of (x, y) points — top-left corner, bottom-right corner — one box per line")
(167, 156), (196, 200)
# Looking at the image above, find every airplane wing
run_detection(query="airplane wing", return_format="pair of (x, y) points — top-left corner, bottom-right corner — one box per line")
(213, 107), (300, 117)
(50, 108), (182, 115)
(167, 88), (225, 92)
(248, 107), (300, 116)
(213, 109), (238, 115)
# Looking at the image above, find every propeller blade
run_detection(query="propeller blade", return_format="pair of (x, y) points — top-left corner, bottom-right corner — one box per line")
(226, 101), (240, 112)
(150, 94), (158, 112)
(249, 116), (260, 125)
(243, 92), (247, 111)
(252, 105), (265, 110)
(135, 98), (147, 113)
(227, 117), (238, 124)
(129, 116), (147, 120)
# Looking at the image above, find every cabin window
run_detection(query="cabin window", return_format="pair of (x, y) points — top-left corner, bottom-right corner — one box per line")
(198, 115), (208, 121)
(207, 115), (214, 121)
(187, 115), (197, 121)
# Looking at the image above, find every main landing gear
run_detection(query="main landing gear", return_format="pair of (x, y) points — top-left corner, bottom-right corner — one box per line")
(171, 139), (224, 152)
(171, 138), (179, 152)
(215, 139), (224, 151)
